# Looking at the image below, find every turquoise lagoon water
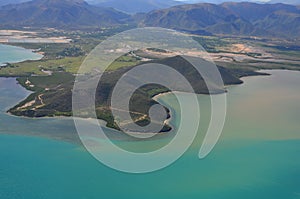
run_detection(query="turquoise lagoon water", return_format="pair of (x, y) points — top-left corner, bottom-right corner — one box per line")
(0, 51), (299, 199)
(0, 44), (43, 66)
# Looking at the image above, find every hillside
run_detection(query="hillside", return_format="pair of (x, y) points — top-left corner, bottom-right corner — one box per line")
(142, 2), (300, 38)
(0, 0), (27, 6)
(95, 0), (184, 14)
(0, 0), (131, 29)
(8, 55), (252, 132)
(1, 0), (299, 38)
(269, 0), (300, 5)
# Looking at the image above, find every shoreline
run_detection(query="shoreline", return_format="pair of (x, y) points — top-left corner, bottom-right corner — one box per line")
(1, 69), (299, 145)
(3, 76), (173, 136)
(4, 69), (269, 127)
(2, 68), (297, 137)
(0, 43), (44, 66)
(152, 91), (173, 102)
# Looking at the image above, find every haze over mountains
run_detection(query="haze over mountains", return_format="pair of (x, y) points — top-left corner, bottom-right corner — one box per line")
(0, 0), (130, 28)
(178, 0), (300, 5)
(0, 0), (183, 9)
(94, 0), (184, 13)
(142, 2), (300, 38)
(0, 0), (299, 38)
(1, 0), (299, 11)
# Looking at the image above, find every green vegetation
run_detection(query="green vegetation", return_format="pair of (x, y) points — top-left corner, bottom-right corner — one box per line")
(17, 72), (75, 92)
(9, 72), (74, 118)
(12, 43), (72, 59)
(57, 46), (85, 57)
(3, 29), (300, 134)
(7, 55), (248, 132)
(1, 0), (300, 136)
(107, 55), (141, 71)
(0, 56), (85, 76)
(192, 36), (231, 53)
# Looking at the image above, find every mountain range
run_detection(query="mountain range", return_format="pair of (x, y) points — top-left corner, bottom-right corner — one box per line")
(0, 0), (30, 6)
(0, 0), (299, 38)
(94, 0), (184, 13)
(178, 0), (300, 5)
(142, 2), (300, 38)
(1, 0), (299, 12)
(0, 0), (130, 29)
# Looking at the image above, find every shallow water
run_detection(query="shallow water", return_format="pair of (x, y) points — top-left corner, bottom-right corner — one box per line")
(0, 70), (299, 199)
(0, 44), (42, 65)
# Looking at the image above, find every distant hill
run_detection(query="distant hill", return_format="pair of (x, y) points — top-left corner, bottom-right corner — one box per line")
(221, 2), (300, 37)
(142, 3), (263, 35)
(1, 0), (299, 8)
(221, 2), (299, 22)
(142, 2), (300, 38)
(1, 0), (299, 38)
(0, 0), (28, 7)
(94, 0), (184, 14)
(158, 0), (300, 5)
(0, 0), (131, 29)
(269, 0), (300, 5)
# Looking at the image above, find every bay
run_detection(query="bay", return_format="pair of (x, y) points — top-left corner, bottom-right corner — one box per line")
(0, 69), (299, 199)
(0, 44), (43, 66)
